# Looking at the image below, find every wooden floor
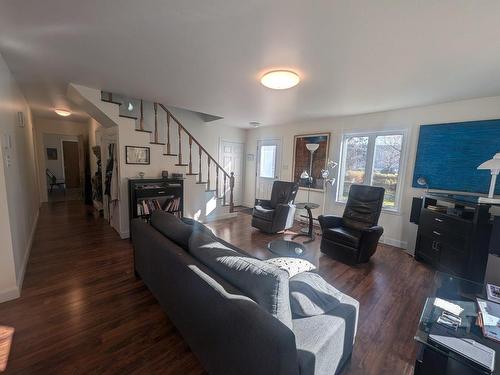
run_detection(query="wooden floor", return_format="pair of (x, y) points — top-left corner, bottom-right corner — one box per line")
(0, 201), (435, 374)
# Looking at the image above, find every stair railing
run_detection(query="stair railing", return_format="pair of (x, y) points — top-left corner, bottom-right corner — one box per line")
(157, 103), (234, 212)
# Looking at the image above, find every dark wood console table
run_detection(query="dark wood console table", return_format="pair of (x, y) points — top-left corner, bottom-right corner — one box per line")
(410, 193), (493, 283)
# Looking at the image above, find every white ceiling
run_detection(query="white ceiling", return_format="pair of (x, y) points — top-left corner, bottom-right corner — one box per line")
(1, 0), (500, 127)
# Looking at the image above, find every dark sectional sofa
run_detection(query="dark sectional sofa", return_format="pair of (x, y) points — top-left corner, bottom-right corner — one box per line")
(131, 211), (359, 375)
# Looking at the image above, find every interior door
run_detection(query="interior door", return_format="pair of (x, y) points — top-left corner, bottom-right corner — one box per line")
(255, 139), (281, 200)
(220, 140), (244, 205)
(62, 141), (80, 188)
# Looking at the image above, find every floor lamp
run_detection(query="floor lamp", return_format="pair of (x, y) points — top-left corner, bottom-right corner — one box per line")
(302, 143), (319, 202)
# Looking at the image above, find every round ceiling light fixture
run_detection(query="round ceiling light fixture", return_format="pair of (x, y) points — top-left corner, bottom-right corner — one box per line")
(260, 70), (300, 90)
(249, 121), (261, 128)
(55, 108), (72, 117)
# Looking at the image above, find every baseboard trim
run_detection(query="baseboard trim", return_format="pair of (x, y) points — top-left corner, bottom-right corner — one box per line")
(120, 231), (130, 239)
(16, 209), (39, 292)
(380, 236), (408, 250)
(0, 286), (20, 304)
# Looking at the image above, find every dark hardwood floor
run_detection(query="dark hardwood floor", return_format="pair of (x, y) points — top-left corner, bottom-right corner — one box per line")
(0, 201), (435, 374)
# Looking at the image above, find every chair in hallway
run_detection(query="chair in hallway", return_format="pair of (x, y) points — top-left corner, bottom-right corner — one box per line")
(46, 168), (66, 193)
(251, 181), (299, 234)
(319, 184), (385, 264)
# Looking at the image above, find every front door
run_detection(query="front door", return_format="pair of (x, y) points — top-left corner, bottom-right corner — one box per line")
(255, 139), (281, 200)
(62, 141), (80, 188)
(220, 140), (244, 205)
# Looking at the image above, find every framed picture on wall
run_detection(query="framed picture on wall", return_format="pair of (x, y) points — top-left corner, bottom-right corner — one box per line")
(46, 147), (58, 160)
(125, 146), (150, 165)
(292, 133), (330, 190)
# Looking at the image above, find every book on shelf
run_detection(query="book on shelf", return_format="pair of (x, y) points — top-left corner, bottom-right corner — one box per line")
(137, 197), (181, 216)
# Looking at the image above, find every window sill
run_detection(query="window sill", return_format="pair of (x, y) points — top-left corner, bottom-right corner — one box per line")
(334, 200), (403, 216)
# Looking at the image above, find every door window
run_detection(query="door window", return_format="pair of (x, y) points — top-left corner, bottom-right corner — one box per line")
(259, 145), (277, 178)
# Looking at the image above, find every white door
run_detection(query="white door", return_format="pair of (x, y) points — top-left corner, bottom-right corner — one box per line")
(220, 140), (244, 205)
(255, 139), (281, 200)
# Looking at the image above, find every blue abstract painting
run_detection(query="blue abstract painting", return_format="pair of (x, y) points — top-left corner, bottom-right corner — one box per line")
(413, 119), (500, 195)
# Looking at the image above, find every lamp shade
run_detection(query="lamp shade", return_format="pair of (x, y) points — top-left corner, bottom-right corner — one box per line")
(478, 153), (500, 171)
(306, 143), (319, 152)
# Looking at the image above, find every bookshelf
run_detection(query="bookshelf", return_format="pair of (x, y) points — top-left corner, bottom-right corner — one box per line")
(128, 178), (184, 221)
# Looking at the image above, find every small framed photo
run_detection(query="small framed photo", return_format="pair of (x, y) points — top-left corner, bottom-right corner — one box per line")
(126, 146), (150, 165)
(46, 147), (58, 160)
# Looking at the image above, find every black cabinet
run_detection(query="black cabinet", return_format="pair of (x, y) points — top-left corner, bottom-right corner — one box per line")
(128, 178), (184, 221)
(412, 194), (492, 283)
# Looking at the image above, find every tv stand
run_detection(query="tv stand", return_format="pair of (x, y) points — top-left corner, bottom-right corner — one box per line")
(410, 194), (493, 283)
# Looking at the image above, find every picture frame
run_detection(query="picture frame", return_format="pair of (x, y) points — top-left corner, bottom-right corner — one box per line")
(126, 146), (150, 165)
(46, 147), (58, 160)
(292, 133), (331, 191)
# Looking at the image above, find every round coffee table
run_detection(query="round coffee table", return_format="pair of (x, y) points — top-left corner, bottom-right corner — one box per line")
(267, 239), (307, 257)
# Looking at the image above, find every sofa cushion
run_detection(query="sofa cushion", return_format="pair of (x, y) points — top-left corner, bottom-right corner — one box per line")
(150, 211), (193, 250)
(293, 294), (359, 375)
(323, 227), (360, 248)
(189, 231), (293, 330)
(289, 272), (346, 317)
(265, 257), (316, 278)
(181, 217), (216, 237)
(252, 205), (274, 221)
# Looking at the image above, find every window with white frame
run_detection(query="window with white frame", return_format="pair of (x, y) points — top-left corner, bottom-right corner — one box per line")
(338, 131), (405, 209)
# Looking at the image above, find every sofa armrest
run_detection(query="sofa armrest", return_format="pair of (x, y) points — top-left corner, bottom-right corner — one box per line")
(358, 225), (384, 262)
(273, 203), (294, 227)
(318, 215), (343, 230)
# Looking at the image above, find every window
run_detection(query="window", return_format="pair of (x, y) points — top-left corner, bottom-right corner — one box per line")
(259, 145), (277, 178)
(338, 132), (405, 209)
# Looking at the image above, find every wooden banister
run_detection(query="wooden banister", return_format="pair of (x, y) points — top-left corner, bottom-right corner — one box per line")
(139, 99), (144, 131)
(153, 102), (158, 143)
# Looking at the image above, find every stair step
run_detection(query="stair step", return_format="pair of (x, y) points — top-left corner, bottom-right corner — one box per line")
(102, 99), (122, 105)
(119, 114), (137, 120)
(206, 189), (216, 192)
(163, 153), (178, 156)
(185, 173), (198, 176)
(175, 163), (189, 167)
(196, 181), (208, 184)
(150, 142), (166, 145)
(135, 129), (152, 133)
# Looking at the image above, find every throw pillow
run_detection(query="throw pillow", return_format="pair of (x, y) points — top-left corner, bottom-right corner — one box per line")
(289, 272), (344, 317)
(189, 231), (293, 329)
(264, 257), (316, 278)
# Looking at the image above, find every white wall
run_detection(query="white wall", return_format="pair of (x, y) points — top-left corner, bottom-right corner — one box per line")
(33, 117), (89, 202)
(244, 95), (500, 254)
(0, 52), (39, 302)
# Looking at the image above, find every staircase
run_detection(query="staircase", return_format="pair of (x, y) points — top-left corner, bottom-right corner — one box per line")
(68, 84), (236, 238)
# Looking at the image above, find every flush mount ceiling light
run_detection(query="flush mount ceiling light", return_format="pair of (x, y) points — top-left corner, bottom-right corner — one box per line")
(55, 108), (71, 117)
(249, 121), (261, 128)
(260, 70), (300, 90)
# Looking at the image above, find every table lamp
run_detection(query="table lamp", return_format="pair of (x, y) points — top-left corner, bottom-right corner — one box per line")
(477, 153), (500, 204)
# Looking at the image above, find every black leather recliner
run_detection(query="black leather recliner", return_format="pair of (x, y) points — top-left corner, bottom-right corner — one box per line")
(251, 181), (299, 234)
(318, 184), (385, 264)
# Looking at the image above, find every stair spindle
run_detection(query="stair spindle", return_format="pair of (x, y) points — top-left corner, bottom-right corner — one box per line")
(229, 172), (235, 212)
(216, 167), (219, 197)
(153, 102), (158, 142)
(139, 99), (144, 131)
(198, 147), (203, 183)
(178, 123), (182, 164)
(188, 136), (193, 174)
(166, 112), (171, 154)
(223, 174), (227, 206)
(207, 158), (211, 191)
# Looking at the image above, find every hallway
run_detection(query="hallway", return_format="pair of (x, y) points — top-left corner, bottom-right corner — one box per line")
(0, 201), (204, 374)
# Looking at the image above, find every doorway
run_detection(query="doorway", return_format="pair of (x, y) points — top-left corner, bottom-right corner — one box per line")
(255, 138), (281, 200)
(62, 141), (80, 188)
(220, 140), (244, 205)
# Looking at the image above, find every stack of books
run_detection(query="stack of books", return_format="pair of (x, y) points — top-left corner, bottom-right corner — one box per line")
(137, 197), (181, 217)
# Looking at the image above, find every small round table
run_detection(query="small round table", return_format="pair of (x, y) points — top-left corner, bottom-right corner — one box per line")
(267, 240), (307, 258)
(293, 202), (320, 244)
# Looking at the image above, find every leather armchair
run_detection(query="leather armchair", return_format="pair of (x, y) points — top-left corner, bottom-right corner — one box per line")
(318, 184), (385, 263)
(251, 181), (299, 234)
